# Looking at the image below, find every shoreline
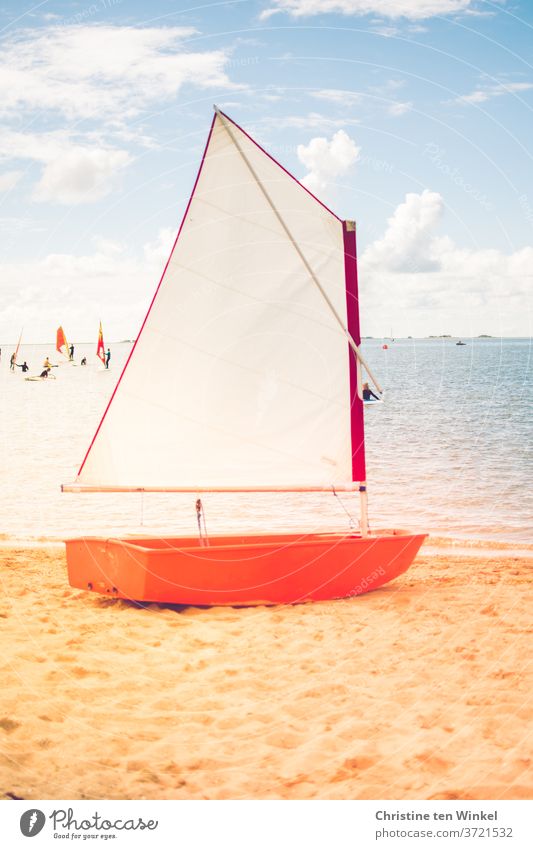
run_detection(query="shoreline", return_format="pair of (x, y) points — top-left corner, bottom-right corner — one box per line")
(1, 542), (531, 800)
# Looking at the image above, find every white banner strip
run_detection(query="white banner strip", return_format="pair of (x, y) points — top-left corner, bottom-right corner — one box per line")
(3, 800), (532, 848)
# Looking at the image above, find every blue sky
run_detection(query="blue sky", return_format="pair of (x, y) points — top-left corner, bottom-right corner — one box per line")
(0, 0), (531, 341)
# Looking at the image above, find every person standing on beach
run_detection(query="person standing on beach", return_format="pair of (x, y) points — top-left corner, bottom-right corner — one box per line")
(105, 348), (111, 369)
(69, 344), (74, 361)
(10, 353), (15, 370)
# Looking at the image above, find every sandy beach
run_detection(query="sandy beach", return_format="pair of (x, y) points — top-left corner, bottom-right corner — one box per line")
(0, 539), (531, 801)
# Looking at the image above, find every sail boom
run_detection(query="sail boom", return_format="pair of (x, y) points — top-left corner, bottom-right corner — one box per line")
(62, 483), (359, 493)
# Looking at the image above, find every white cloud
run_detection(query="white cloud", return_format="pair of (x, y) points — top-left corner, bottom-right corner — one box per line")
(261, 1), (473, 22)
(0, 129), (68, 162)
(92, 237), (125, 256)
(459, 90), (491, 104)
(0, 129), (132, 205)
(33, 147), (132, 204)
(389, 100), (413, 115)
(0, 171), (22, 191)
(386, 79), (406, 90)
(370, 24), (399, 36)
(312, 89), (362, 105)
(297, 130), (360, 194)
(457, 81), (533, 104)
(273, 112), (360, 131)
(0, 25), (239, 121)
(143, 228), (176, 266)
(0, 216), (46, 233)
(0, 25), (241, 202)
(363, 189), (443, 272)
(0, 228), (175, 343)
(360, 190), (532, 336)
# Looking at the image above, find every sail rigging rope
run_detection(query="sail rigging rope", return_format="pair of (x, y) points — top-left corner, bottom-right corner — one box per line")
(196, 498), (210, 546)
(332, 486), (358, 532)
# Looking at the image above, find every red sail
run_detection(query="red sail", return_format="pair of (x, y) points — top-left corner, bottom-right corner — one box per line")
(56, 326), (69, 357)
(96, 322), (105, 364)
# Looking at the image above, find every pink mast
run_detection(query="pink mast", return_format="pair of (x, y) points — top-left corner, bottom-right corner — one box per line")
(343, 221), (366, 484)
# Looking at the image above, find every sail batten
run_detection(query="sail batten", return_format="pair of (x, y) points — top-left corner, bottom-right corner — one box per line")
(70, 110), (365, 492)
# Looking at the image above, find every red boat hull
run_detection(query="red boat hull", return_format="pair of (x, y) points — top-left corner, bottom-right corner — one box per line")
(65, 531), (426, 605)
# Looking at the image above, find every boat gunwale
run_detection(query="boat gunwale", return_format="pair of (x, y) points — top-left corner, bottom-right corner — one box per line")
(65, 530), (427, 556)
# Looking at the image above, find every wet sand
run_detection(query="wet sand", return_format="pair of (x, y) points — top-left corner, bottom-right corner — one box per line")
(0, 540), (531, 800)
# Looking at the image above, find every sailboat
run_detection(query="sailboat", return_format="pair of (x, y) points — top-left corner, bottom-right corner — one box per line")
(56, 326), (71, 360)
(11, 327), (23, 371)
(96, 321), (106, 366)
(62, 108), (426, 605)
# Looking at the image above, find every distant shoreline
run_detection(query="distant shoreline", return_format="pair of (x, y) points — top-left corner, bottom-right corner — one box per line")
(2, 336), (531, 346)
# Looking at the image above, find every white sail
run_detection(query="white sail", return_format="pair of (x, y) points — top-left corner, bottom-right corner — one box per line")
(71, 111), (359, 491)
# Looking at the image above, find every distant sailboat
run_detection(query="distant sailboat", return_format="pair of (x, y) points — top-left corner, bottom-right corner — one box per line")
(63, 108), (426, 605)
(96, 321), (106, 365)
(56, 326), (70, 360)
(11, 327), (23, 371)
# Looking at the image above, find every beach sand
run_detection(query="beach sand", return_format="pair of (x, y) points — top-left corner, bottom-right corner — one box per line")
(0, 540), (531, 800)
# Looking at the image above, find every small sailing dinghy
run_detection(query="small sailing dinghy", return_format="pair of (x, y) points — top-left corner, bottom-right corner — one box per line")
(63, 108), (426, 605)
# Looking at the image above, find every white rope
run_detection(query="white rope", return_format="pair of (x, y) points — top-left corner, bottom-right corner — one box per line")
(195, 498), (209, 546)
(332, 486), (357, 531)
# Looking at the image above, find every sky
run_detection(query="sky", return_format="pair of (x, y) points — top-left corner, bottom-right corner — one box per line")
(0, 0), (531, 342)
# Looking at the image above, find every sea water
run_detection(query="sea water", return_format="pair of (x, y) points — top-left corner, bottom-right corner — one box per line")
(0, 338), (531, 542)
